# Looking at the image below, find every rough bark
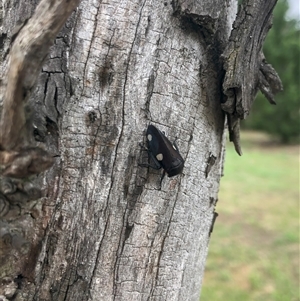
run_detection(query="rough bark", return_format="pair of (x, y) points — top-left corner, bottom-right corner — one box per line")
(221, 0), (282, 155)
(0, 0), (80, 179)
(0, 0), (280, 300)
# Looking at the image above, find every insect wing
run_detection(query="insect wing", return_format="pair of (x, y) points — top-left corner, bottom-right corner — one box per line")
(146, 125), (184, 177)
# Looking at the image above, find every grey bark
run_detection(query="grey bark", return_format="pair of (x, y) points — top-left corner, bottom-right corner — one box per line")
(0, 0), (280, 300)
(222, 0), (282, 155)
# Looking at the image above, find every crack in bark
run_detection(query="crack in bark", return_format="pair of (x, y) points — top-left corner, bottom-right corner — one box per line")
(88, 211), (111, 297)
(148, 194), (180, 300)
(111, 1), (148, 298)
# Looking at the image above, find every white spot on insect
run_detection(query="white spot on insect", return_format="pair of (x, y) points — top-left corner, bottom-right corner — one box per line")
(156, 153), (163, 161)
(147, 134), (152, 141)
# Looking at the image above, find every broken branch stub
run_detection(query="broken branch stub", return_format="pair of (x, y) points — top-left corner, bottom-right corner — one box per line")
(0, 0), (80, 177)
(222, 0), (282, 154)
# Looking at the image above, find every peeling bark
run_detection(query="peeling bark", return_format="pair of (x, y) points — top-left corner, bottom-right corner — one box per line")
(221, 0), (282, 154)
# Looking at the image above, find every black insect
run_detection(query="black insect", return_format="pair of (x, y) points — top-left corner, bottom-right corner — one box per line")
(139, 124), (184, 182)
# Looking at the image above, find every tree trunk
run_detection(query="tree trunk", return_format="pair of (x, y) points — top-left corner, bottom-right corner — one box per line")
(0, 0), (280, 300)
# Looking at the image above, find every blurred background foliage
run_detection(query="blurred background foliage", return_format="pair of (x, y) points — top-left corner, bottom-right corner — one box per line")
(243, 0), (300, 143)
(201, 1), (299, 300)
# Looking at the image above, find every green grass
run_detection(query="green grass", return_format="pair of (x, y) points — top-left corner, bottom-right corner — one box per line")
(201, 131), (299, 301)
